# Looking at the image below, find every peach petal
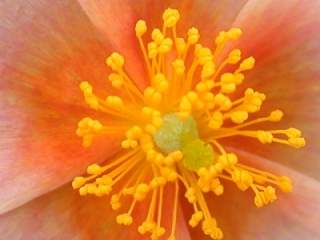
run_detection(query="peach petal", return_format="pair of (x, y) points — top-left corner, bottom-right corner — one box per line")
(0, 0), (122, 213)
(221, 0), (320, 179)
(0, 183), (192, 240)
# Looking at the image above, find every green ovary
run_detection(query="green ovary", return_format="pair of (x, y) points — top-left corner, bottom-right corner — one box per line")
(153, 113), (215, 170)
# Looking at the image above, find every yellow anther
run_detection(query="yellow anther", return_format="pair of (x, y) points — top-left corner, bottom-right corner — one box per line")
(170, 150), (183, 161)
(78, 185), (88, 196)
(180, 96), (192, 112)
(134, 183), (150, 201)
(221, 83), (236, 93)
(87, 183), (98, 195)
(227, 49), (241, 64)
(96, 175), (113, 185)
(138, 221), (156, 234)
(163, 8), (180, 28)
(96, 184), (112, 196)
(158, 38), (173, 54)
(150, 176), (166, 189)
(87, 164), (102, 175)
(278, 176), (293, 192)
(243, 89), (266, 112)
(153, 73), (168, 92)
(108, 73), (124, 89)
(286, 128), (302, 138)
(201, 61), (215, 79)
(106, 96), (124, 108)
(254, 186), (277, 208)
(239, 57), (255, 71)
(215, 31), (227, 45)
(148, 42), (158, 58)
(269, 109), (284, 122)
(202, 218), (223, 240)
(80, 81), (92, 92)
(176, 38), (186, 55)
(145, 124), (157, 135)
(230, 111), (248, 124)
(256, 131), (273, 144)
(144, 87), (156, 99)
(72, 177), (86, 189)
(185, 188), (196, 203)
(187, 27), (200, 44)
(227, 28), (242, 40)
(220, 73), (235, 83)
(196, 82), (208, 93)
(152, 226), (166, 239)
(132, 126), (143, 138)
(189, 211), (203, 227)
(106, 52), (125, 71)
(186, 91), (198, 103)
(135, 20), (147, 37)
(172, 59), (185, 75)
(218, 153), (238, 168)
(141, 107), (155, 118)
(208, 111), (223, 129)
(152, 28), (164, 44)
(234, 73), (244, 84)
(160, 167), (177, 181)
(196, 46), (213, 65)
(214, 93), (232, 111)
(210, 178), (224, 195)
(288, 137), (306, 148)
(110, 194), (121, 210)
(232, 169), (253, 191)
(116, 213), (133, 226)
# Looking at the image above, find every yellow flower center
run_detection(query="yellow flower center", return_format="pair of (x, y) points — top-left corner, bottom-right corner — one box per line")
(72, 8), (305, 240)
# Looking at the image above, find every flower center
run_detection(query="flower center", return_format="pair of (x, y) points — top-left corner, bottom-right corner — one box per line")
(153, 113), (215, 171)
(72, 8), (305, 240)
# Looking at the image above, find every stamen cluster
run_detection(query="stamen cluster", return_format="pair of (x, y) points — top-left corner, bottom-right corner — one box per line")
(73, 8), (305, 240)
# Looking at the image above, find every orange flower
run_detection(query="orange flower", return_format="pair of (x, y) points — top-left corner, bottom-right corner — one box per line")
(0, 1), (319, 240)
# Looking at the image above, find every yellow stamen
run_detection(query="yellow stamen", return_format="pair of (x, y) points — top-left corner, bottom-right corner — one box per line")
(72, 8), (305, 240)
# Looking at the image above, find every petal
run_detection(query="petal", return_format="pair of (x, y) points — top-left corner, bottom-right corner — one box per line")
(185, 149), (320, 240)
(223, 0), (320, 179)
(0, 184), (192, 240)
(0, 0), (122, 213)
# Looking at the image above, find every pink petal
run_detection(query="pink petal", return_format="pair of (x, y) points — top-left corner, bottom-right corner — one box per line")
(222, 0), (320, 179)
(0, 0), (123, 214)
(0, 184), (192, 240)
(185, 149), (320, 240)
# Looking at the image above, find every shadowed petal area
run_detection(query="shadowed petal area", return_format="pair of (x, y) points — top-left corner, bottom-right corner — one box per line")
(0, 183), (191, 240)
(0, 0), (123, 214)
(221, 0), (320, 179)
(184, 149), (320, 240)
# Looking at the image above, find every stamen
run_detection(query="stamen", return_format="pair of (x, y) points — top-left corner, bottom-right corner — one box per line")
(72, 7), (305, 240)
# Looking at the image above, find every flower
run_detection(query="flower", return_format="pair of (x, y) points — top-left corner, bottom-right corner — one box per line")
(0, 1), (320, 240)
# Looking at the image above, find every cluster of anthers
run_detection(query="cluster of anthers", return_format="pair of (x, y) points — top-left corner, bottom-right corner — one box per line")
(73, 8), (305, 240)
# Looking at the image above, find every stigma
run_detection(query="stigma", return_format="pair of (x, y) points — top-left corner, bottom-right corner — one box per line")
(72, 8), (305, 240)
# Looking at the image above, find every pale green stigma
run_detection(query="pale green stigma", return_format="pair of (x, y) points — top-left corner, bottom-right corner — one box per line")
(153, 113), (215, 170)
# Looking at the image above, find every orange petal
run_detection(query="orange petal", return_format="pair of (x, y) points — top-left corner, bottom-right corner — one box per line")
(0, 0), (122, 213)
(223, 0), (320, 179)
(185, 149), (320, 239)
(0, 184), (192, 240)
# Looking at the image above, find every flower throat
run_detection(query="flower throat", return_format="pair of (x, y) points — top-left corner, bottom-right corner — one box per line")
(72, 8), (305, 240)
